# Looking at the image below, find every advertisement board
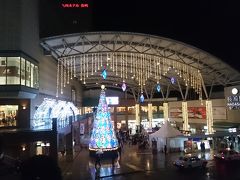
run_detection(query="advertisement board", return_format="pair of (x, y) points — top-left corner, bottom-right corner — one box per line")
(170, 107), (206, 119)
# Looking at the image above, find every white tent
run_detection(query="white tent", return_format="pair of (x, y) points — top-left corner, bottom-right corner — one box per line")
(149, 121), (187, 152)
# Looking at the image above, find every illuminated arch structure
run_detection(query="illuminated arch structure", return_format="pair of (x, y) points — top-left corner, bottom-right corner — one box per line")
(41, 32), (240, 100)
(40, 32), (240, 134)
(32, 98), (79, 130)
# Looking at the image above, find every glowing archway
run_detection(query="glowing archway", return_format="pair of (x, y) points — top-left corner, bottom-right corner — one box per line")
(32, 98), (79, 130)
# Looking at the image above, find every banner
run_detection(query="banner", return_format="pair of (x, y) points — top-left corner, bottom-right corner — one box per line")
(170, 107), (206, 119)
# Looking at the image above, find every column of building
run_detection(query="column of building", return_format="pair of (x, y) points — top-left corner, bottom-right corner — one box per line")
(163, 102), (168, 122)
(182, 101), (189, 131)
(125, 106), (129, 130)
(206, 100), (213, 134)
(114, 106), (117, 129)
(148, 103), (153, 128)
(135, 104), (140, 132)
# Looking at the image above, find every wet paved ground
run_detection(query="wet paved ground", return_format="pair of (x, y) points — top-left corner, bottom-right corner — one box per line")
(2, 144), (240, 179)
(59, 144), (240, 180)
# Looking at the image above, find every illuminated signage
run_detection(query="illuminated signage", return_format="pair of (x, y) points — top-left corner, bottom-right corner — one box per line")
(61, 3), (89, 8)
(232, 88), (239, 95)
(106, 97), (119, 105)
(227, 95), (240, 110)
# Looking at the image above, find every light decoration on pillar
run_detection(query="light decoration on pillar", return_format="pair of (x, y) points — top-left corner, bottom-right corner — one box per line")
(122, 81), (126, 92)
(148, 103), (153, 128)
(182, 101), (189, 131)
(56, 53), (204, 98)
(163, 102), (169, 122)
(89, 85), (119, 151)
(135, 104), (140, 126)
(206, 100), (214, 134)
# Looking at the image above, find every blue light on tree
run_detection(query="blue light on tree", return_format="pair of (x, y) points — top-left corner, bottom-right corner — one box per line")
(89, 85), (118, 151)
(101, 68), (107, 79)
(140, 93), (144, 103)
(171, 77), (175, 84)
(156, 83), (161, 92)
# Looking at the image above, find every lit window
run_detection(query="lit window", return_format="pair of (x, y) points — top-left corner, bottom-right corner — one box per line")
(0, 105), (18, 127)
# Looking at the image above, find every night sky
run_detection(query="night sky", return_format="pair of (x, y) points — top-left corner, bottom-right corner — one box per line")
(40, 0), (240, 71)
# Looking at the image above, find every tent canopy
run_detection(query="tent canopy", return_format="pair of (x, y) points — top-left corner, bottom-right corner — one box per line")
(150, 121), (183, 139)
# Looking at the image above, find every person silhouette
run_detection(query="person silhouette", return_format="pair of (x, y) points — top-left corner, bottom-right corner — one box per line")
(95, 149), (103, 169)
(21, 155), (62, 180)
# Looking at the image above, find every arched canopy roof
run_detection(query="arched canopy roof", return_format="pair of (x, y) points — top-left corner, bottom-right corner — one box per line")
(40, 32), (240, 99)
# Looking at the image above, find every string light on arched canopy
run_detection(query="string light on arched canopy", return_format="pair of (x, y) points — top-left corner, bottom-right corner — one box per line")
(56, 52), (203, 99)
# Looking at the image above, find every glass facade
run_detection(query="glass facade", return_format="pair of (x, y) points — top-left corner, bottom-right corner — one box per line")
(0, 105), (18, 127)
(0, 57), (7, 85)
(117, 107), (126, 113)
(128, 106), (135, 114)
(0, 56), (39, 88)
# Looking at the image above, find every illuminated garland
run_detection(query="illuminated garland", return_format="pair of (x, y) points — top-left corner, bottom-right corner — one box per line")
(57, 52), (203, 98)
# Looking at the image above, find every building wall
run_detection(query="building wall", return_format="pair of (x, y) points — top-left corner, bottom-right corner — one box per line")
(168, 99), (226, 125)
(0, 0), (21, 50)
(0, 0), (83, 124)
(0, 99), (30, 128)
(225, 85), (240, 123)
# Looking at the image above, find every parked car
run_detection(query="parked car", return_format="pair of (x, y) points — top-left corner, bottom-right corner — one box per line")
(214, 149), (240, 161)
(173, 155), (207, 169)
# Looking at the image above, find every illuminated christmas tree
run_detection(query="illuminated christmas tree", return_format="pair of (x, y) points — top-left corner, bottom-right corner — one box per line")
(89, 85), (118, 152)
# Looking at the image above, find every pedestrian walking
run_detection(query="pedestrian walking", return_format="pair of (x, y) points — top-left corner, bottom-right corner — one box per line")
(164, 145), (167, 154)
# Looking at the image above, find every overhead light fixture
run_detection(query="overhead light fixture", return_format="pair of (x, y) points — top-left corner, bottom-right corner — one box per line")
(101, 68), (107, 79)
(171, 77), (175, 84)
(156, 83), (161, 92)
(140, 93), (144, 103)
(122, 82), (126, 91)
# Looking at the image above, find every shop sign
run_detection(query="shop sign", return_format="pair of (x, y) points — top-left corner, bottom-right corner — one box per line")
(227, 95), (240, 110)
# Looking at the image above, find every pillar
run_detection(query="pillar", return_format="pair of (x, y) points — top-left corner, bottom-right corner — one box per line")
(182, 101), (189, 131)
(50, 118), (58, 163)
(125, 106), (129, 130)
(163, 102), (169, 122)
(135, 103), (140, 126)
(65, 116), (73, 161)
(148, 103), (153, 128)
(206, 100), (214, 134)
(114, 107), (117, 130)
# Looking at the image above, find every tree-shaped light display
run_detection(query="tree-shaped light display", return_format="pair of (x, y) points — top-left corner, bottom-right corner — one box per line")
(89, 85), (119, 152)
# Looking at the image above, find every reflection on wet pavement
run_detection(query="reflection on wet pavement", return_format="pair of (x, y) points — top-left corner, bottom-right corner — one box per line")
(61, 144), (240, 180)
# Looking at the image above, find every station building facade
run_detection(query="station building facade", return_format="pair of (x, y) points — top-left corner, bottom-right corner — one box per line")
(0, 0), (240, 160)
